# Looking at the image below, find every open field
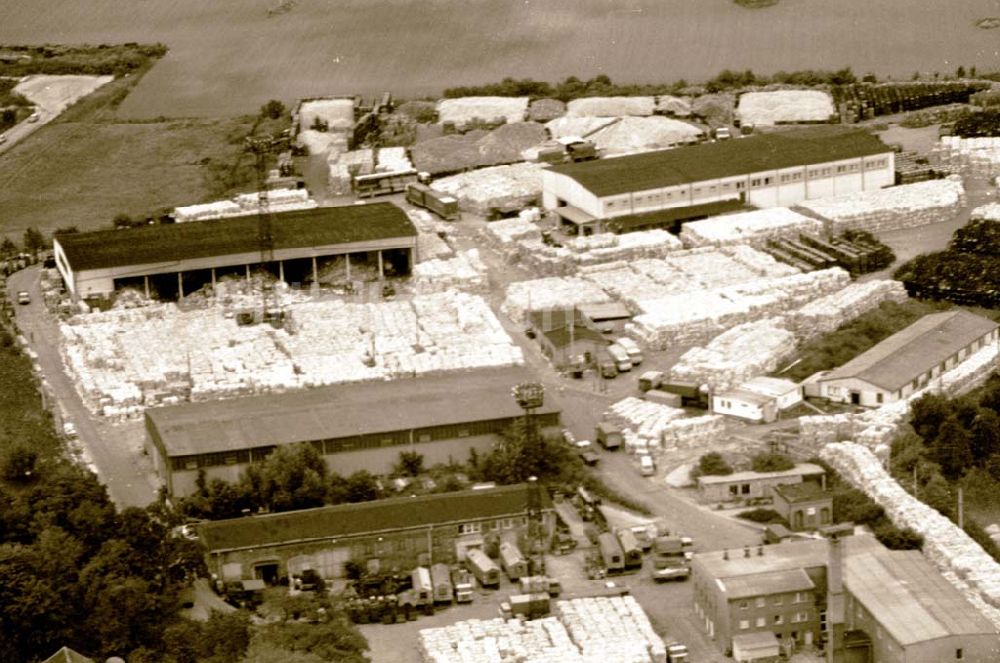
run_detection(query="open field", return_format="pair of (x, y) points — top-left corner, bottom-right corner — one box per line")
(0, 69), (261, 241)
(2, 0), (999, 117)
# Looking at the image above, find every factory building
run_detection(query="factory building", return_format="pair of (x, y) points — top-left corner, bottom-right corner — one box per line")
(692, 535), (1000, 662)
(818, 310), (999, 407)
(197, 483), (554, 582)
(145, 367), (560, 498)
(697, 463), (826, 504)
(541, 127), (894, 234)
(53, 202), (417, 301)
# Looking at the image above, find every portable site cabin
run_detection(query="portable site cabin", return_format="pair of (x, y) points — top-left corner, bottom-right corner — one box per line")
(465, 548), (501, 588)
(598, 531), (625, 573)
(499, 541), (529, 581)
(430, 563), (454, 604)
(616, 528), (644, 569)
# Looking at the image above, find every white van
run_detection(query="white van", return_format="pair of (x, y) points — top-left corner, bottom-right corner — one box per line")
(615, 337), (643, 365)
(607, 344), (632, 372)
(639, 454), (655, 477)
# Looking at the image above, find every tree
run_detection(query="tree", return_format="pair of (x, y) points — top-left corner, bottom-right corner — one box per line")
(55, 225), (80, 235)
(920, 472), (954, 517)
(970, 409), (1000, 463)
(693, 452), (733, 478)
(342, 470), (380, 503)
(0, 236), (17, 258)
(956, 65), (966, 79)
(928, 416), (973, 481)
(986, 452), (1000, 483)
(750, 452), (795, 473)
(872, 522), (923, 550)
(832, 487), (883, 525)
(21, 226), (46, 257)
(260, 99), (286, 120)
(247, 443), (329, 513)
(910, 393), (955, 441)
(393, 451), (424, 478)
(477, 419), (570, 485)
(1, 445), (38, 483)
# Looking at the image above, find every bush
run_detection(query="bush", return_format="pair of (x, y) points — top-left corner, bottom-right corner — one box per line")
(737, 508), (786, 524)
(692, 452), (733, 479)
(751, 453), (795, 473)
(872, 521), (923, 550)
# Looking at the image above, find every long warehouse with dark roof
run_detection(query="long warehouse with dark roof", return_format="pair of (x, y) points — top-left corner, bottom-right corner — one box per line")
(53, 202), (417, 300)
(541, 127), (894, 234)
(145, 366), (560, 498)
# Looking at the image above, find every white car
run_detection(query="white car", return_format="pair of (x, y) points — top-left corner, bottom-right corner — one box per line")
(17, 291), (30, 305)
(27, 112), (40, 123)
(63, 422), (78, 438)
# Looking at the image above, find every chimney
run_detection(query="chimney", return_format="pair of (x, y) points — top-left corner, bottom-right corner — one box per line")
(743, 545), (750, 558)
(821, 524), (853, 663)
(821, 473), (827, 491)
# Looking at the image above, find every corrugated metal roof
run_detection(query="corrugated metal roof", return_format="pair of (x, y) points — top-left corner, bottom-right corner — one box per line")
(146, 366), (558, 457)
(844, 550), (999, 645)
(820, 310), (998, 391)
(698, 463), (825, 486)
(714, 387), (776, 406)
(773, 482), (829, 504)
(198, 483), (551, 552)
(720, 567), (815, 599)
(548, 127), (890, 197)
(741, 376), (800, 398)
(56, 202), (416, 272)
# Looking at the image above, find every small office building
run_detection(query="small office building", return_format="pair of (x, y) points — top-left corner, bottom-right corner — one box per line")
(697, 463), (826, 504)
(772, 483), (833, 531)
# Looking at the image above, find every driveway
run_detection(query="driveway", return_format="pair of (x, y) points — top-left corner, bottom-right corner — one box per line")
(7, 267), (158, 508)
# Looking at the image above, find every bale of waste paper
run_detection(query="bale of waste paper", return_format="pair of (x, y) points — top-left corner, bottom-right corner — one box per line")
(528, 98), (567, 122)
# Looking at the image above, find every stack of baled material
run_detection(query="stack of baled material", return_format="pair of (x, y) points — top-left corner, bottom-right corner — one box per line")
(555, 596), (667, 663)
(432, 163), (544, 216)
(679, 207), (824, 248)
(502, 277), (613, 324)
(587, 116), (703, 156)
(565, 97), (656, 117)
(821, 442), (1000, 624)
(934, 136), (1000, 179)
(668, 318), (797, 391)
(797, 179), (965, 233)
(605, 397), (686, 455)
(786, 280), (909, 341)
(436, 97), (530, 128)
(736, 90), (836, 126)
(412, 250), (489, 293)
(419, 616), (584, 663)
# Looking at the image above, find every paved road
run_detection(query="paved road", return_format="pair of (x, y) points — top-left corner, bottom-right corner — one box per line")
(7, 267), (158, 508)
(0, 105), (53, 156)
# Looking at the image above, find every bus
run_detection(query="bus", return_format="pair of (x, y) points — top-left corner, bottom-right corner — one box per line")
(606, 344), (632, 372)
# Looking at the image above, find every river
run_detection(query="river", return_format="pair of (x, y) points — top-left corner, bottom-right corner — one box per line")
(3, 0), (999, 117)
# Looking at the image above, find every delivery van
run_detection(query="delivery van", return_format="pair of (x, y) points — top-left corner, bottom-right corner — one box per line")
(606, 344), (632, 372)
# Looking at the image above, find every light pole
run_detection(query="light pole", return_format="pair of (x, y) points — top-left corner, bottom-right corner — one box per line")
(512, 383), (545, 575)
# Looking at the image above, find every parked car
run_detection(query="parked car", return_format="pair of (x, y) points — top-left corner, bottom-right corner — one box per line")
(28, 112), (40, 123)
(17, 291), (30, 305)
(639, 453), (655, 477)
(62, 422), (78, 438)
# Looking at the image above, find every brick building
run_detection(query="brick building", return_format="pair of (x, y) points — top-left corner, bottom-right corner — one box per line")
(696, 463), (826, 504)
(772, 483), (833, 531)
(197, 483), (554, 583)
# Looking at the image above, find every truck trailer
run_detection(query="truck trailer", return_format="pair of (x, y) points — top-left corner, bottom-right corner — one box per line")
(430, 563), (454, 604)
(499, 541), (529, 581)
(465, 548), (501, 588)
(598, 531), (625, 574)
(405, 182), (460, 220)
(353, 169), (419, 198)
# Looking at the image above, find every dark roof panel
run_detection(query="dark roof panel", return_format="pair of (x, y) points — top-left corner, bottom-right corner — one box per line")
(198, 483), (552, 552)
(549, 127), (891, 197)
(56, 202), (417, 272)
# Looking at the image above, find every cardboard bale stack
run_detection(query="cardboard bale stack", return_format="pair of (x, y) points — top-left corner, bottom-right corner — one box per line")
(528, 98), (567, 122)
(476, 122), (549, 164)
(668, 318), (797, 391)
(297, 98), (355, 132)
(655, 95), (693, 117)
(786, 280), (909, 341)
(797, 179), (966, 234)
(565, 97), (656, 117)
(413, 250), (489, 294)
(679, 207), (824, 248)
(587, 116), (703, 156)
(431, 163), (545, 216)
(501, 277), (613, 324)
(546, 116), (621, 140)
(555, 596), (667, 663)
(661, 414), (727, 451)
(420, 616), (583, 663)
(934, 136), (1000, 179)
(605, 397), (687, 456)
(736, 90), (836, 126)
(821, 442), (1000, 624)
(437, 97), (530, 128)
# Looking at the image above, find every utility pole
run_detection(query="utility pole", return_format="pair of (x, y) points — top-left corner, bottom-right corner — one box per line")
(957, 487), (964, 530)
(512, 382), (546, 576)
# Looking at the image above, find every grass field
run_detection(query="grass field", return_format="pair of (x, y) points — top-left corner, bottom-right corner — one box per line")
(0, 69), (263, 242)
(2, 0), (999, 117)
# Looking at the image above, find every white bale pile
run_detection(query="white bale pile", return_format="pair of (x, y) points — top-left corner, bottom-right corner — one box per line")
(655, 95), (692, 117)
(798, 179), (966, 234)
(581, 263), (662, 302)
(669, 318), (797, 391)
(436, 97), (529, 128)
(724, 244), (802, 278)
(938, 339), (1000, 395)
(567, 231), (684, 266)
(298, 98), (355, 131)
(377, 146), (413, 172)
(60, 292), (523, 418)
(412, 250), (489, 294)
(432, 163), (545, 216)
(934, 136), (1000, 179)
(172, 200), (243, 223)
(297, 129), (348, 158)
(545, 116), (621, 140)
(679, 207), (824, 248)
(588, 116), (703, 156)
(786, 280), (909, 341)
(971, 202), (1000, 221)
(419, 616), (583, 663)
(736, 90), (835, 126)
(502, 277), (612, 324)
(565, 97), (656, 117)
(555, 596), (667, 663)
(231, 188), (318, 214)
(821, 443), (1000, 623)
(661, 414), (727, 451)
(408, 209), (455, 261)
(604, 397), (686, 455)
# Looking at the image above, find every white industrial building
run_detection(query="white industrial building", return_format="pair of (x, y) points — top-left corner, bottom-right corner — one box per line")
(818, 310), (999, 407)
(713, 376), (803, 423)
(541, 127), (894, 234)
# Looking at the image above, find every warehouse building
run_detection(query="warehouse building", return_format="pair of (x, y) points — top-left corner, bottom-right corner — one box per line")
(697, 463), (825, 504)
(818, 310), (999, 407)
(53, 202), (417, 300)
(146, 367), (560, 498)
(197, 483), (555, 582)
(692, 535), (1000, 662)
(541, 127), (894, 234)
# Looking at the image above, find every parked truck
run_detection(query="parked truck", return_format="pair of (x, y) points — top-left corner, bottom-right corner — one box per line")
(499, 541), (529, 581)
(451, 567), (474, 603)
(598, 531), (625, 574)
(430, 563), (454, 604)
(405, 182), (460, 220)
(501, 592), (551, 620)
(465, 548), (501, 588)
(353, 169), (419, 198)
(659, 381), (711, 409)
(638, 370), (664, 392)
(537, 139), (599, 164)
(595, 422), (622, 451)
(615, 528), (644, 569)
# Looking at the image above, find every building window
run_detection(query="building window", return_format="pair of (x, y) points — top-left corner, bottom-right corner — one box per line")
(795, 592), (806, 603)
(774, 615), (783, 625)
(739, 601), (749, 610)
(730, 485), (740, 497)
(458, 522), (482, 535)
(774, 596), (783, 606)
(756, 597), (766, 608)
(739, 620), (750, 630)
(956, 648), (964, 660)
(736, 181), (745, 190)
(763, 177), (772, 185)
(741, 484), (750, 495)
(876, 393), (883, 404)
(756, 617), (766, 627)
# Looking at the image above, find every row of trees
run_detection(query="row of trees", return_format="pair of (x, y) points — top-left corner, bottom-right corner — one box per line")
(0, 226), (47, 259)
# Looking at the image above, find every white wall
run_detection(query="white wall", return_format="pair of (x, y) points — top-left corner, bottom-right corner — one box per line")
(542, 170), (602, 216)
(819, 377), (891, 407)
